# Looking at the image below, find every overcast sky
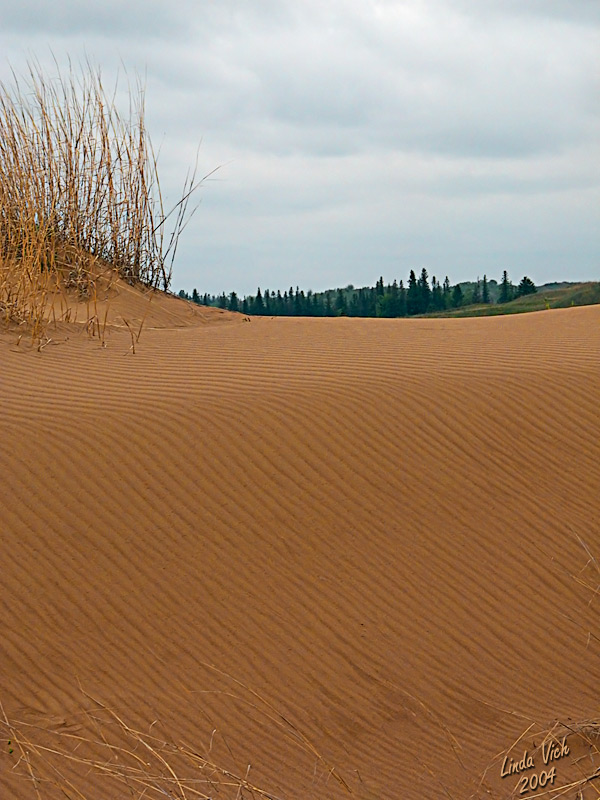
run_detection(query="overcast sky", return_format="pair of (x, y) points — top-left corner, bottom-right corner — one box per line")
(1, 1), (598, 295)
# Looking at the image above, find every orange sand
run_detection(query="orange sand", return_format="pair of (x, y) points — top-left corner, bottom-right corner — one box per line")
(1, 288), (599, 799)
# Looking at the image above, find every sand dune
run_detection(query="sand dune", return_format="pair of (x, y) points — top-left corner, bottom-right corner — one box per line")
(1, 297), (600, 799)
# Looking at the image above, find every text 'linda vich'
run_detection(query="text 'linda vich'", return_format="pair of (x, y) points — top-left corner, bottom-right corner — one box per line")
(501, 737), (570, 778)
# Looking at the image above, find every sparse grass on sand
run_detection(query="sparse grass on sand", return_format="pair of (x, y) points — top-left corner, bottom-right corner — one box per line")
(0, 59), (207, 342)
(474, 535), (600, 800)
(1, 697), (282, 800)
(0, 667), (352, 800)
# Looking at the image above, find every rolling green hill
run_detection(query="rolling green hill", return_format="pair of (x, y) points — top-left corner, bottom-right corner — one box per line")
(427, 281), (600, 317)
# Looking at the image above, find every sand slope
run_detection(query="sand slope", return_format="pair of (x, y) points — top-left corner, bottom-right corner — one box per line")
(1, 301), (600, 799)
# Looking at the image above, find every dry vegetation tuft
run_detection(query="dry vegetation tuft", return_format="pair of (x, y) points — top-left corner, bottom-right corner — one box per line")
(0, 668), (352, 799)
(0, 58), (207, 339)
(475, 536), (600, 800)
(1, 697), (282, 800)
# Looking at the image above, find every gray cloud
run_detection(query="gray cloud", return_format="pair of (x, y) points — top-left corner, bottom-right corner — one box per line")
(449, 0), (600, 25)
(0, 0), (598, 294)
(142, 1), (599, 160)
(0, 0), (195, 38)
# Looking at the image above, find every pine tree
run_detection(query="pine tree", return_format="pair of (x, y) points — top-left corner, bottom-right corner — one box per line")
(368, 287), (377, 316)
(254, 287), (264, 314)
(442, 276), (451, 308)
(298, 289), (306, 314)
(516, 276), (537, 296)
(431, 277), (444, 311)
(451, 283), (463, 308)
(407, 270), (420, 315)
(389, 279), (399, 317)
(418, 268), (431, 313)
(335, 287), (347, 315)
(398, 280), (407, 316)
(192, 288), (200, 304)
(357, 288), (368, 316)
(499, 271), (513, 303)
(312, 291), (320, 315)
(229, 291), (239, 312)
(471, 278), (481, 305)
(482, 274), (490, 304)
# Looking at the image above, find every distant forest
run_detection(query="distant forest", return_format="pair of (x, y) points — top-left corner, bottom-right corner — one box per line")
(178, 270), (537, 318)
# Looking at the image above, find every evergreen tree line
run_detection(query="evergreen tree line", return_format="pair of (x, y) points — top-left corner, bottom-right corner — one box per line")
(179, 269), (536, 317)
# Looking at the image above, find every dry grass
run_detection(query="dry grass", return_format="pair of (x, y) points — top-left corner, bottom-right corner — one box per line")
(0, 58), (209, 341)
(474, 720), (600, 799)
(1, 697), (282, 800)
(0, 668), (352, 800)
(474, 536), (600, 799)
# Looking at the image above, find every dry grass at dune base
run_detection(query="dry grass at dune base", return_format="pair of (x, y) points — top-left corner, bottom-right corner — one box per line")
(474, 539), (600, 800)
(3, 587), (600, 800)
(1, 675), (352, 800)
(2, 260), (152, 353)
(0, 58), (209, 342)
(0, 265), (237, 354)
(3, 698), (600, 800)
(1, 699), (282, 800)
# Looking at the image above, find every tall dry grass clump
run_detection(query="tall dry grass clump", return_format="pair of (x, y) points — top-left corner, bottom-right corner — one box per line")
(0, 59), (202, 337)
